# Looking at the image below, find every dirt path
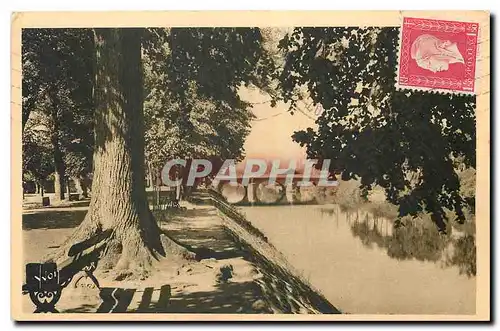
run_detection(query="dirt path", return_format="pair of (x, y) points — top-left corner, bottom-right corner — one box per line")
(21, 201), (338, 314)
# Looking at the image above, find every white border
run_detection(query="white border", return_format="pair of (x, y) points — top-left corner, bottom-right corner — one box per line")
(2, 2), (497, 331)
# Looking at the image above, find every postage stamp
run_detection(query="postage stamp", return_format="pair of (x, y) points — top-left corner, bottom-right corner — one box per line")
(396, 17), (479, 94)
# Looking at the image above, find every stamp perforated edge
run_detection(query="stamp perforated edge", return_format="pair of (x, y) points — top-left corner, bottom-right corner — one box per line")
(394, 17), (482, 96)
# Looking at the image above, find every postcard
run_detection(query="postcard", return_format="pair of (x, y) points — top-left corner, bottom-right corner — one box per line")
(11, 10), (490, 321)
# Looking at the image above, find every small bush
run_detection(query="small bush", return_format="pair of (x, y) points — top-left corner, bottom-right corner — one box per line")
(448, 234), (476, 277)
(332, 180), (364, 210)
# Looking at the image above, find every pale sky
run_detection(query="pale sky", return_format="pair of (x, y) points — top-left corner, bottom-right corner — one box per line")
(238, 86), (318, 162)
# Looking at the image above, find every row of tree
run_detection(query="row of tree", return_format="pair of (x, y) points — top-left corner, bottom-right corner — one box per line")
(23, 28), (262, 200)
(22, 29), (94, 199)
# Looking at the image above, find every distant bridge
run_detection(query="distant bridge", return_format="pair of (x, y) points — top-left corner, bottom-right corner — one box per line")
(155, 157), (340, 205)
(213, 174), (338, 205)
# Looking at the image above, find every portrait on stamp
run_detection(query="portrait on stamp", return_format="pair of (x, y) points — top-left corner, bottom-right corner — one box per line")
(397, 17), (479, 93)
(411, 34), (465, 73)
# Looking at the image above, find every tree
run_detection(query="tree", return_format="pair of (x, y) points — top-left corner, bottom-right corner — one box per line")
(277, 27), (475, 232)
(22, 29), (94, 200)
(22, 118), (54, 196)
(143, 40), (255, 196)
(61, 93), (94, 198)
(64, 133), (94, 198)
(46, 27), (274, 278)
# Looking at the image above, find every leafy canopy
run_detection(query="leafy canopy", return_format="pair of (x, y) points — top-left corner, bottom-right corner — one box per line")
(143, 28), (274, 169)
(23, 28), (276, 183)
(22, 29), (95, 179)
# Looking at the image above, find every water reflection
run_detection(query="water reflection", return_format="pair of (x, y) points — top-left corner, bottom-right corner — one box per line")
(241, 204), (475, 314)
(320, 207), (476, 277)
(350, 215), (389, 250)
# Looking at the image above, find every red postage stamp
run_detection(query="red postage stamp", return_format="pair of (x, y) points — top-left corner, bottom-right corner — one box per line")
(396, 17), (479, 94)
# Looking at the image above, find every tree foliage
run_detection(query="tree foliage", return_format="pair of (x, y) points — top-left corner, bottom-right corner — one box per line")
(22, 29), (94, 127)
(36, 27), (278, 274)
(23, 27), (275, 189)
(143, 28), (273, 169)
(22, 29), (95, 180)
(22, 117), (53, 185)
(277, 27), (475, 231)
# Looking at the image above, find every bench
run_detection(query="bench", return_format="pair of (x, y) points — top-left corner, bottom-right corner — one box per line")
(22, 229), (113, 313)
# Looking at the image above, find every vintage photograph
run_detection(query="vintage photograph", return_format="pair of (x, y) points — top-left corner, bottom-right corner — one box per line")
(12, 11), (490, 321)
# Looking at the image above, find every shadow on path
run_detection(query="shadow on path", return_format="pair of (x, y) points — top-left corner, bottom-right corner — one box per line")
(167, 281), (264, 313)
(23, 210), (87, 230)
(163, 206), (248, 261)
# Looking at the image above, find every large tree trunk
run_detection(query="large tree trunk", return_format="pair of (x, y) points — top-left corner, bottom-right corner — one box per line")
(53, 170), (65, 200)
(48, 87), (66, 201)
(66, 176), (71, 196)
(47, 28), (194, 279)
(51, 116), (66, 201)
(74, 176), (89, 199)
(147, 162), (155, 190)
(73, 176), (83, 196)
(37, 181), (44, 197)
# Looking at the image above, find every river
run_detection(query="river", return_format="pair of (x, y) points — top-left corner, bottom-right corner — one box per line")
(239, 204), (476, 315)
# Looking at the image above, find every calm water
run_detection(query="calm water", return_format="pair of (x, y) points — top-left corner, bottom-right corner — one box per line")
(239, 204), (476, 315)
